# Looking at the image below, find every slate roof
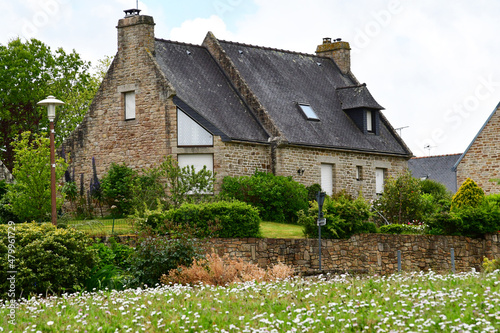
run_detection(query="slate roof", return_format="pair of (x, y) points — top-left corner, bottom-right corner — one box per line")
(217, 40), (410, 155)
(154, 36), (411, 156)
(154, 39), (269, 143)
(408, 154), (462, 193)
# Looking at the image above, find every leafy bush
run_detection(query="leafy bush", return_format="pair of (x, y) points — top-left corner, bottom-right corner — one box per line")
(427, 201), (500, 237)
(379, 223), (427, 235)
(451, 178), (485, 210)
(101, 163), (137, 217)
(482, 257), (500, 273)
(126, 234), (203, 288)
(379, 224), (405, 234)
(306, 183), (323, 202)
(221, 171), (308, 223)
(0, 223), (97, 298)
(164, 200), (261, 238)
(420, 179), (452, 202)
(373, 170), (423, 225)
(299, 193), (373, 239)
(161, 252), (294, 286)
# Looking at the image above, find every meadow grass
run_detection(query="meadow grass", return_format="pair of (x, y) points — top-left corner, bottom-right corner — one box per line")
(260, 222), (304, 239)
(1, 270), (499, 332)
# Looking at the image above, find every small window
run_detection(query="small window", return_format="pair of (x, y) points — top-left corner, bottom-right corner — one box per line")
(366, 110), (373, 132)
(356, 166), (363, 181)
(299, 104), (319, 120)
(124, 91), (136, 120)
(321, 163), (333, 196)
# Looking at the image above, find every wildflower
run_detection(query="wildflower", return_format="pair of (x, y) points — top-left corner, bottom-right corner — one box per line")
(47, 321), (54, 326)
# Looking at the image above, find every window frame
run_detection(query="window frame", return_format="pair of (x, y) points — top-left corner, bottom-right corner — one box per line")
(124, 91), (136, 120)
(298, 103), (320, 121)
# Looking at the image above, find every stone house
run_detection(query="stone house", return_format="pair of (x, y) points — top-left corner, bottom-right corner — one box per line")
(454, 102), (500, 194)
(0, 160), (13, 183)
(62, 9), (412, 198)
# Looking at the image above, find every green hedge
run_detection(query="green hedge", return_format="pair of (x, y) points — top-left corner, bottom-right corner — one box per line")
(221, 171), (308, 223)
(164, 200), (261, 238)
(0, 223), (97, 298)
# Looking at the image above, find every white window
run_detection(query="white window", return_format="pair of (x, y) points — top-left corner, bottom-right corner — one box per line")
(375, 168), (385, 194)
(366, 110), (373, 132)
(177, 154), (214, 194)
(321, 164), (333, 196)
(299, 104), (319, 120)
(124, 91), (136, 120)
(177, 108), (213, 146)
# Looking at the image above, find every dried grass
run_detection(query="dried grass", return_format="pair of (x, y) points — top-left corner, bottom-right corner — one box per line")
(160, 252), (294, 286)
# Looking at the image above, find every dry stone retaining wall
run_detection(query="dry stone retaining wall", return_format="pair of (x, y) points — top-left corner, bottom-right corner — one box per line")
(97, 233), (500, 275)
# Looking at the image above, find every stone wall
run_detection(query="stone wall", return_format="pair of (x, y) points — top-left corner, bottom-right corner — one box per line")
(457, 104), (500, 195)
(207, 234), (500, 275)
(98, 234), (500, 275)
(276, 145), (408, 199)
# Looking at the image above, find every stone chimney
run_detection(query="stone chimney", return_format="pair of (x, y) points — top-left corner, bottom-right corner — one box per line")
(316, 37), (351, 75)
(117, 9), (155, 55)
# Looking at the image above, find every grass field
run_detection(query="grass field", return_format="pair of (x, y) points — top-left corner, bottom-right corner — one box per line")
(2, 270), (499, 332)
(260, 221), (304, 239)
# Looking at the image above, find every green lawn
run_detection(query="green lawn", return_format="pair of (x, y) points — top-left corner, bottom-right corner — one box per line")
(260, 221), (304, 238)
(66, 218), (304, 238)
(65, 218), (134, 236)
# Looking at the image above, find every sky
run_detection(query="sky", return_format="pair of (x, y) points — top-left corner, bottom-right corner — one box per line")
(1, 0), (500, 157)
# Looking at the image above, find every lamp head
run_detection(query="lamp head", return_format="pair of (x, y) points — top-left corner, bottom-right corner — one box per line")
(38, 96), (64, 121)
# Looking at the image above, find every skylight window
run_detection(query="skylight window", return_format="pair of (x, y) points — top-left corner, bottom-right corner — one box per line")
(299, 104), (319, 120)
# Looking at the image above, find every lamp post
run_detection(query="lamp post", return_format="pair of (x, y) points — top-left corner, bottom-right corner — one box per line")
(37, 96), (64, 226)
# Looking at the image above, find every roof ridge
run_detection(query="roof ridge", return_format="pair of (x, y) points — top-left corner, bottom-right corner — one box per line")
(336, 83), (367, 90)
(411, 153), (462, 159)
(217, 39), (319, 58)
(155, 37), (203, 49)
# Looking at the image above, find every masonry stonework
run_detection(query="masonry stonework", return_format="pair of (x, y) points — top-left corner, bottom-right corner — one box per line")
(457, 104), (500, 194)
(96, 234), (500, 275)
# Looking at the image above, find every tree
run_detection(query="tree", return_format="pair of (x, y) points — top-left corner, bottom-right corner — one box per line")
(0, 38), (101, 171)
(6, 131), (68, 222)
(451, 178), (485, 210)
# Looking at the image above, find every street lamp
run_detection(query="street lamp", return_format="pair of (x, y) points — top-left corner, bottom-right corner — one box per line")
(37, 96), (64, 226)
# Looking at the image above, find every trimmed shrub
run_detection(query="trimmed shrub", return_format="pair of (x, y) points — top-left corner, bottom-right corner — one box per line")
(0, 223), (97, 298)
(420, 179), (451, 202)
(306, 183), (323, 202)
(379, 223), (427, 235)
(451, 178), (485, 210)
(164, 200), (261, 238)
(299, 193), (373, 239)
(427, 201), (500, 237)
(379, 224), (405, 234)
(221, 171), (308, 223)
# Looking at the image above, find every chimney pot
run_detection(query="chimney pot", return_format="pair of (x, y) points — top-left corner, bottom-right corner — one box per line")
(323, 37), (332, 44)
(124, 8), (141, 17)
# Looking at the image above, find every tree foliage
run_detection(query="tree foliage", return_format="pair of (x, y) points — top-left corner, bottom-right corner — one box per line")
(6, 131), (68, 222)
(0, 38), (101, 171)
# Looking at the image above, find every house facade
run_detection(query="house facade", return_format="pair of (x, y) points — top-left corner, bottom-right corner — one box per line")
(62, 10), (412, 199)
(454, 102), (500, 194)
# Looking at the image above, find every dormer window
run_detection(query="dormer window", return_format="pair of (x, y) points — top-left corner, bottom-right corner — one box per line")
(366, 110), (373, 133)
(298, 104), (319, 121)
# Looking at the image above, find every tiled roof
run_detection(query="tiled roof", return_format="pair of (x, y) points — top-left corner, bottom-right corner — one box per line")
(408, 154), (462, 192)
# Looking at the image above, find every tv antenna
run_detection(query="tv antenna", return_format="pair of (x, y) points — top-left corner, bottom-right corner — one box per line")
(394, 126), (409, 137)
(424, 144), (436, 156)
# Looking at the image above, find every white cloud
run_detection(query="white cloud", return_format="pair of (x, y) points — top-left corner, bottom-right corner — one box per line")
(169, 15), (235, 44)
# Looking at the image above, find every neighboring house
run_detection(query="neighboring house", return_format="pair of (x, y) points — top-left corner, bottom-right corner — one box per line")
(62, 10), (412, 199)
(454, 102), (500, 194)
(0, 160), (13, 183)
(408, 154), (461, 193)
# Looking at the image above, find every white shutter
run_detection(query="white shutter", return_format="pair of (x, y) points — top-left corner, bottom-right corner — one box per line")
(125, 91), (135, 120)
(321, 164), (333, 196)
(177, 154), (213, 173)
(375, 168), (385, 194)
